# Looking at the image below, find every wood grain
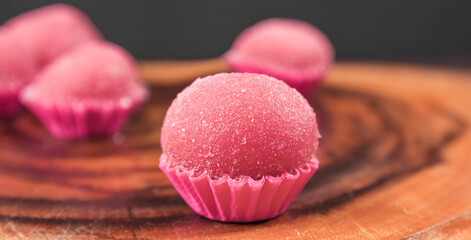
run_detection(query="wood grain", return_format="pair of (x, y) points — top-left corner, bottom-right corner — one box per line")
(404, 211), (471, 240)
(0, 61), (470, 239)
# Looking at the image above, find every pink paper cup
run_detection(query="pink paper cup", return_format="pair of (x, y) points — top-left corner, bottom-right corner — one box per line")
(159, 154), (319, 222)
(20, 85), (149, 139)
(0, 88), (22, 118)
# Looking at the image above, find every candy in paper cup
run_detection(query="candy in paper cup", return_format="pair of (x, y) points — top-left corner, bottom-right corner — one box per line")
(224, 18), (334, 95)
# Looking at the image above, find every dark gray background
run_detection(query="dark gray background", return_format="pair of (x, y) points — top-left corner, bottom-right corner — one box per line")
(1, 0), (470, 60)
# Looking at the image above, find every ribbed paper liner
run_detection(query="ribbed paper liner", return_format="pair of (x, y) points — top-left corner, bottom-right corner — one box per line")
(159, 154), (319, 222)
(20, 85), (149, 139)
(0, 88), (22, 117)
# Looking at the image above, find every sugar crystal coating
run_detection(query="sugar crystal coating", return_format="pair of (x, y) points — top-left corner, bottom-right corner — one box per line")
(21, 41), (145, 104)
(224, 18), (334, 86)
(161, 73), (319, 180)
(5, 4), (102, 68)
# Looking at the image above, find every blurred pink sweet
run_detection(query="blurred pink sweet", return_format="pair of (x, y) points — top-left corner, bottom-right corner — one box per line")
(4, 3), (103, 69)
(224, 18), (334, 95)
(20, 41), (149, 139)
(0, 29), (36, 117)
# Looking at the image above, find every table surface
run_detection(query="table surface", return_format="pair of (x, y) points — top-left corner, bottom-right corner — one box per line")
(1, 60), (471, 239)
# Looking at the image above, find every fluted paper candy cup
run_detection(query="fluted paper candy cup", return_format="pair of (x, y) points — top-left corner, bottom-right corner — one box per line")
(20, 91), (148, 139)
(0, 89), (23, 117)
(160, 154), (319, 222)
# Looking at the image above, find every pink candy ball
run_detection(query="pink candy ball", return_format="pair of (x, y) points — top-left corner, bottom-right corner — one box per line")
(161, 73), (319, 180)
(21, 41), (142, 104)
(0, 29), (36, 92)
(224, 18), (334, 95)
(5, 4), (102, 68)
(0, 29), (36, 117)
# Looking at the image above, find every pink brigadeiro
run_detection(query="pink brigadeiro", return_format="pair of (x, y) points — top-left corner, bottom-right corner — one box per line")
(20, 41), (149, 139)
(4, 3), (102, 69)
(0, 29), (36, 117)
(160, 73), (320, 222)
(224, 18), (334, 96)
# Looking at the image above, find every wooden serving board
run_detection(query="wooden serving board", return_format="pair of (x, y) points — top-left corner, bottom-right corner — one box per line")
(1, 61), (471, 239)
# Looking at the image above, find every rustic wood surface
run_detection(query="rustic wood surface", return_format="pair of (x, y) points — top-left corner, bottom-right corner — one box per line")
(1, 60), (471, 239)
